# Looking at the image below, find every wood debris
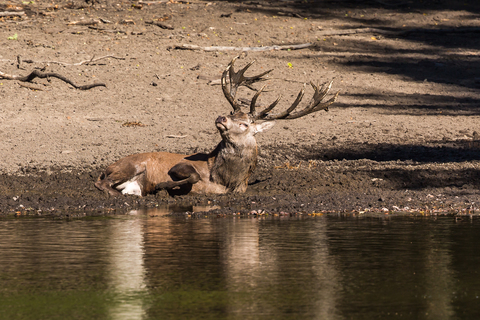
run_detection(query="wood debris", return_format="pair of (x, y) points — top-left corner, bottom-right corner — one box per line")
(122, 121), (147, 127)
(174, 43), (314, 52)
(0, 70), (105, 90)
(145, 20), (174, 29)
(0, 11), (25, 17)
(67, 19), (100, 26)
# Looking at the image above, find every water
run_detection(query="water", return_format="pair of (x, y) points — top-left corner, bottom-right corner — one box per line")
(1, 210), (479, 320)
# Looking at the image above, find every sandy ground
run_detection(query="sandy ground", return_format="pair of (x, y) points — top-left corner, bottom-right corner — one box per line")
(0, 0), (479, 215)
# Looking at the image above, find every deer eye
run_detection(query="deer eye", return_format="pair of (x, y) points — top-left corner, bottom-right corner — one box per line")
(240, 123), (249, 129)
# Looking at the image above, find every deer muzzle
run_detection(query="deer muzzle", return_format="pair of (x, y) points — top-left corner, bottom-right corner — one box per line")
(215, 116), (228, 130)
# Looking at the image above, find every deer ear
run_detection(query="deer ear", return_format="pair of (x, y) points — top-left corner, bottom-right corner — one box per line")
(254, 121), (275, 134)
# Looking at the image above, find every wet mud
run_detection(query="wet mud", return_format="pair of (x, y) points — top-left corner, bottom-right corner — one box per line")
(1, 0), (479, 216)
(1, 143), (479, 216)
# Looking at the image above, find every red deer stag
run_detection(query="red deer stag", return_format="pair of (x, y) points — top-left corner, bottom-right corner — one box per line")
(95, 57), (340, 196)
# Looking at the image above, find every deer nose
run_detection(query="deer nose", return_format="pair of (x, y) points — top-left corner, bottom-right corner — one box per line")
(216, 116), (227, 123)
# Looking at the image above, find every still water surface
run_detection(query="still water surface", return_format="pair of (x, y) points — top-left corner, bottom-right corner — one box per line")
(1, 209), (479, 320)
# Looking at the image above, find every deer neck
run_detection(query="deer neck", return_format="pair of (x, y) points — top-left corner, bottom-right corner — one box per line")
(208, 140), (258, 192)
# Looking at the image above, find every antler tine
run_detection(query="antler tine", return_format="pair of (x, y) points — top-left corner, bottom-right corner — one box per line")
(247, 84), (282, 115)
(244, 69), (273, 83)
(251, 80), (339, 121)
(222, 56), (274, 114)
(231, 56), (274, 84)
(252, 84), (305, 120)
(221, 64), (241, 113)
(285, 81), (340, 119)
(249, 85), (266, 116)
(282, 80), (339, 119)
(310, 80), (333, 109)
(256, 95), (282, 119)
(310, 81), (341, 112)
(228, 58), (255, 98)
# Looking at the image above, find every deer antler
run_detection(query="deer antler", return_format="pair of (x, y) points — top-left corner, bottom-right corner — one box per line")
(221, 56), (340, 119)
(249, 80), (340, 120)
(221, 56), (273, 113)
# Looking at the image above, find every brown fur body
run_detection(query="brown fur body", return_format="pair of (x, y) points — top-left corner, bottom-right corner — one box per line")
(95, 112), (273, 196)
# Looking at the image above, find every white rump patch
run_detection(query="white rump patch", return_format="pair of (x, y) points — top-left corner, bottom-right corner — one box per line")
(118, 180), (142, 196)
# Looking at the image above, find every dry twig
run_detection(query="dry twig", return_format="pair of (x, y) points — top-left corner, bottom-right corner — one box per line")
(145, 20), (174, 29)
(318, 28), (396, 36)
(88, 26), (127, 34)
(16, 54), (125, 66)
(0, 11), (25, 17)
(165, 135), (188, 138)
(174, 43), (314, 52)
(122, 121), (147, 127)
(0, 70), (105, 90)
(67, 19), (100, 26)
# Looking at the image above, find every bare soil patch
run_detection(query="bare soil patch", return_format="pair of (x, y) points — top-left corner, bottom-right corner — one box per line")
(1, 0), (479, 216)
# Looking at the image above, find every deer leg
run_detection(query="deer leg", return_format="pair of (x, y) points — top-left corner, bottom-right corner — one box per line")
(95, 175), (123, 197)
(155, 163), (200, 191)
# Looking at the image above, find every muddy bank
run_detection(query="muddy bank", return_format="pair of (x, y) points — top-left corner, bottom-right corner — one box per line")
(1, 145), (478, 216)
(1, 0), (479, 216)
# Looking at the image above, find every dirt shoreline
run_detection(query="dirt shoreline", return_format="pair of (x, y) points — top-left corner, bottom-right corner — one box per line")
(1, 0), (479, 216)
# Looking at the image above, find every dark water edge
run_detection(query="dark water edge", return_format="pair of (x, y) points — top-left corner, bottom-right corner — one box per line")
(1, 212), (480, 320)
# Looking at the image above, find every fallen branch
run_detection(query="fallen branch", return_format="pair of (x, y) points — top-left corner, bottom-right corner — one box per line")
(0, 70), (105, 90)
(174, 43), (314, 52)
(0, 11), (25, 17)
(145, 20), (174, 30)
(317, 28), (397, 37)
(67, 19), (100, 26)
(276, 11), (303, 18)
(122, 121), (147, 127)
(17, 54), (125, 66)
(165, 135), (188, 138)
(88, 26), (127, 34)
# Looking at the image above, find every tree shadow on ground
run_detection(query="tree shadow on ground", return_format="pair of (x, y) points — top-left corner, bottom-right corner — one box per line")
(288, 140), (480, 163)
(335, 52), (480, 90)
(333, 92), (480, 115)
(230, 0), (480, 92)
(217, 0), (480, 18)
(364, 166), (480, 190)
(302, 32), (480, 90)
(265, 141), (480, 190)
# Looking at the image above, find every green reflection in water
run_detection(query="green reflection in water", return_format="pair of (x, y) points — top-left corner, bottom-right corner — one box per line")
(0, 213), (479, 319)
(0, 291), (113, 320)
